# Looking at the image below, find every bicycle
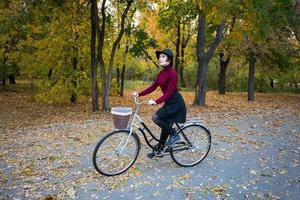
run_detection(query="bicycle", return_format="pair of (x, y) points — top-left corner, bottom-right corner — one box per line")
(92, 96), (212, 176)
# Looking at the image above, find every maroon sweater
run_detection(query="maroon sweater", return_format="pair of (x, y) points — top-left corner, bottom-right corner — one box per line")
(138, 65), (178, 104)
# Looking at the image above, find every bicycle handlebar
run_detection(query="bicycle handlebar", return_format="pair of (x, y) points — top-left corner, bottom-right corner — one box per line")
(133, 95), (147, 105)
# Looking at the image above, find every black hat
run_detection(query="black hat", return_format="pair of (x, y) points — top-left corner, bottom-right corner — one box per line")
(155, 49), (174, 60)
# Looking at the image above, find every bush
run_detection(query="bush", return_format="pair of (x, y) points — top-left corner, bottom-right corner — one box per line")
(34, 71), (121, 105)
(34, 79), (72, 105)
(34, 71), (91, 105)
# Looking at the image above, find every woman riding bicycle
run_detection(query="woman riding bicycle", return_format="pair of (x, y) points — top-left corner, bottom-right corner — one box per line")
(133, 48), (187, 158)
(93, 51), (210, 175)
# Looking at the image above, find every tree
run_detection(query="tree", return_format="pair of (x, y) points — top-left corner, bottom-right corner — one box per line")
(240, 0), (297, 101)
(193, 0), (226, 106)
(158, 0), (196, 87)
(91, 0), (98, 111)
(9, 1), (91, 104)
(95, 0), (134, 111)
(179, 22), (193, 88)
(118, 9), (136, 97)
(0, 1), (27, 86)
(218, 16), (236, 95)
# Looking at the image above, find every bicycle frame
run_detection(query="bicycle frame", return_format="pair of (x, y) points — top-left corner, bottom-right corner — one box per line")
(127, 96), (160, 150)
(123, 97), (196, 151)
(118, 96), (211, 156)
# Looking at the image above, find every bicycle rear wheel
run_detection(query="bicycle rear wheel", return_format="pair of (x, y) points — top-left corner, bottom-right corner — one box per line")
(170, 124), (211, 167)
(93, 130), (140, 176)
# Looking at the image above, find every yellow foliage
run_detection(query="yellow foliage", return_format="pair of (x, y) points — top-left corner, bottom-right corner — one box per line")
(110, 78), (120, 97)
(34, 80), (73, 105)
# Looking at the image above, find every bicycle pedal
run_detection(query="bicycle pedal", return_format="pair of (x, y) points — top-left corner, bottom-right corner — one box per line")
(147, 152), (155, 159)
(147, 152), (164, 159)
(156, 153), (164, 158)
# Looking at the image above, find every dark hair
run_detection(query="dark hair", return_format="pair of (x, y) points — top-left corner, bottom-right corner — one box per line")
(167, 57), (173, 66)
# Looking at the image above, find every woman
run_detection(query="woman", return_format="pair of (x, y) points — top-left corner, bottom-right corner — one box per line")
(133, 49), (187, 158)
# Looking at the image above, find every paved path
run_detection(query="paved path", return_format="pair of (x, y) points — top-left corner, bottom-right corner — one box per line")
(88, 109), (299, 200)
(1, 109), (299, 199)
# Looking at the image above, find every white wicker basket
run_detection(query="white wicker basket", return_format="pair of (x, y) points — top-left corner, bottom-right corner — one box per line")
(111, 107), (132, 129)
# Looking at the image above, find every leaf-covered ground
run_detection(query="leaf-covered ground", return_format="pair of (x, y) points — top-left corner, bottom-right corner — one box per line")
(0, 90), (299, 199)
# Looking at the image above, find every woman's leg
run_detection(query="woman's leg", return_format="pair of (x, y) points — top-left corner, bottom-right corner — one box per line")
(159, 129), (169, 145)
(146, 114), (170, 158)
(152, 114), (180, 146)
(152, 114), (174, 135)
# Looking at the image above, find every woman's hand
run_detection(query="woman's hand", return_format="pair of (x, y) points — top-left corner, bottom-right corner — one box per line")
(132, 91), (139, 97)
(147, 99), (157, 105)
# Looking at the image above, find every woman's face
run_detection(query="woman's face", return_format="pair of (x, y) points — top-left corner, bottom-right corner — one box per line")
(158, 53), (170, 66)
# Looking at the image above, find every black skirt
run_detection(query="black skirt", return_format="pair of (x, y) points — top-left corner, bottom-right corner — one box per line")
(156, 91), (187, 123)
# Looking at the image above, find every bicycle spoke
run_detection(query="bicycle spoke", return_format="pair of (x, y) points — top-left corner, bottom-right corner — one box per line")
(93, 130), (140, 176)
(171, 124), (211, 167)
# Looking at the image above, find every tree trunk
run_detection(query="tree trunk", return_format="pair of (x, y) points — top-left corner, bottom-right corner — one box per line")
(234, 67), (240, 90)
(70, 52), (78, 103)
(116, 67), (120, 87)
(217, 16), (236, 95)
(102, 88), (109, 111)
(179, 47), (186, 88)
(175, 22), (180, 73)
(2, 41), (8, 87)
(120, 64), (126, 97)
(194, 61), (208, 106)
(48, 69), (52, 79)
(91, 0), (99, 111)
(248, 51), (256, 101)
(259, 77), (263, 93)
(70, 1), (81, 103)
(194, 10), (225, 106)
(270, 78), (274, 89)
(96, 0), (107, 111)
(218, 53), (230, 95)
(119, 35), (130, 97)
(8, 75), (16, 84)
(179, 23), (191, 88)
(100, 0), (133, 111)
(218, 17), (235, 95)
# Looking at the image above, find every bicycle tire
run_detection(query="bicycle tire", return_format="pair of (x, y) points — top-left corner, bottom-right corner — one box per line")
(170, 124), (211, 167)
(93, 129), (141, 176)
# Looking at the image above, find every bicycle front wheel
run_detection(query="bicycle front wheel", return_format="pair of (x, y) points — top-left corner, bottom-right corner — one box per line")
(170, 124), (211, 167)
(93, 130), (140, 176)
